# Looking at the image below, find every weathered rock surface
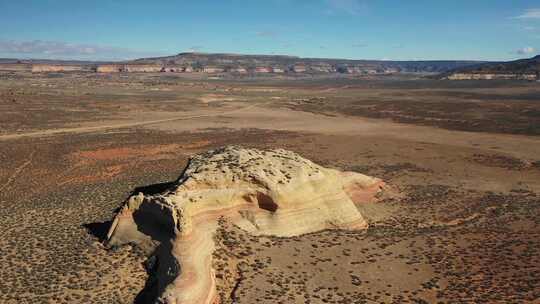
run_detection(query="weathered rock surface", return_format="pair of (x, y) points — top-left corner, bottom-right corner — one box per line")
(106, 146), (387, 304)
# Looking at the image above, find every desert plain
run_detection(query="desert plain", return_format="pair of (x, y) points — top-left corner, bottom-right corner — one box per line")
(0, 71), (539, 303)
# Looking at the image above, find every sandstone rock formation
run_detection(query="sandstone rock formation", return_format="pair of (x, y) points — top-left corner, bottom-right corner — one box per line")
(31, 64), (85, 72)
(2, 52), (486, 75)
(292, 64), (307, 73)
(445, 73), (537, 81)
(202, 66), (225, 73)
(96, 64), (163, 73)
(254, 66), (273, 73)
(124, 64), (163, 73)
(442, 55), (539, 80)
(96, 64), (124, 73)
(106, 146), (387, 304)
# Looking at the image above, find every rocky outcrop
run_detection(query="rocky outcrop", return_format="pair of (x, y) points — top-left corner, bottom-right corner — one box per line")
(346, 66), (362, 74)
(442, 55), (540, 80)
(124, 64), (163, 72)
(96, 64), (163, 73)
(445, 73), (537, 81)
(129, 52), (482, 74)
(2, 52), (485, 75)
(202, 66), (224, 73)
(106, 146), (388, 304)
(1, 53), (489, 76)
(254, 66), (272, 73)
(96, 64), (124, 73)
(292, 64), (307, 73)
(31, 64), (85, 72)
(229, 67), (247, 73)
(310, 63), (336, 73)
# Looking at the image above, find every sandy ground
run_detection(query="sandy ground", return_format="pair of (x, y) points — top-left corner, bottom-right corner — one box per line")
(0, 72), (539, 304)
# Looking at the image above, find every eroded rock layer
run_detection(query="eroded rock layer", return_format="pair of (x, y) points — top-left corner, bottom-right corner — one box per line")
(106, 146), (387, 304)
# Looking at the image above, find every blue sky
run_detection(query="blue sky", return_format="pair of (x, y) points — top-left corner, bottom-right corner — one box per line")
(0, 0), (539, 61)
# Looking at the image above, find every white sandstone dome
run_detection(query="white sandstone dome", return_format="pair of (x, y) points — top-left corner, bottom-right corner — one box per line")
(106, 146), (387, 304)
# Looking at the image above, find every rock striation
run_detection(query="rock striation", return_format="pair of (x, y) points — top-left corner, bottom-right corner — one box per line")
(106, 146), (387, 304)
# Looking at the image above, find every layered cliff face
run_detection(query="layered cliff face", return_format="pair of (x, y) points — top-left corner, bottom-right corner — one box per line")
(132, 52), (480, 73)
(445, 73), (537, 81)
(0, 52), (484, 75)
(124, 64), (163, 72)
(442, 55), (540, 80)
(96, 64), (163, 73)
(31, 64), (85, 72)
(106, 146), (388, 304)
(96, 64), (123, 73)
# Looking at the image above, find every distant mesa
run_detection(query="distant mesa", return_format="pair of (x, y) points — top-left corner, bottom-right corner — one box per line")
(0, 52), (484, 75)
(105, 146), (389, 304)
(4, 52), (537, 80)
(442, 54), (540, 81)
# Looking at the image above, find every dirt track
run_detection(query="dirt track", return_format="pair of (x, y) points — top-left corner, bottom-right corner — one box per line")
(0, 102), (258, 140)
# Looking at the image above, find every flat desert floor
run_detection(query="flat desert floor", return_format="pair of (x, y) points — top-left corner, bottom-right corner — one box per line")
(0, 72), (539, 304)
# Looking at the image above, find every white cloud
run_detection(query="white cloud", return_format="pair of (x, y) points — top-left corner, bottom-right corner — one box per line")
(326, 0), (367, 15)
(513, 8), (540, 19)
(0, 39), (162, 60)
(515, 46), (536, 55)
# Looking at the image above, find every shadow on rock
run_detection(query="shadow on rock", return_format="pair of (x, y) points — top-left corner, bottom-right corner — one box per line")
(134, 240), (180, 304)
(84, 179), (182, 304)
(131, 181), (177, 196)
(83, 221), (112, 242)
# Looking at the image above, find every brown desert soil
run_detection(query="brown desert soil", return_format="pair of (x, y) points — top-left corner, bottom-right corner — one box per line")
(0, 71), (539, 303)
